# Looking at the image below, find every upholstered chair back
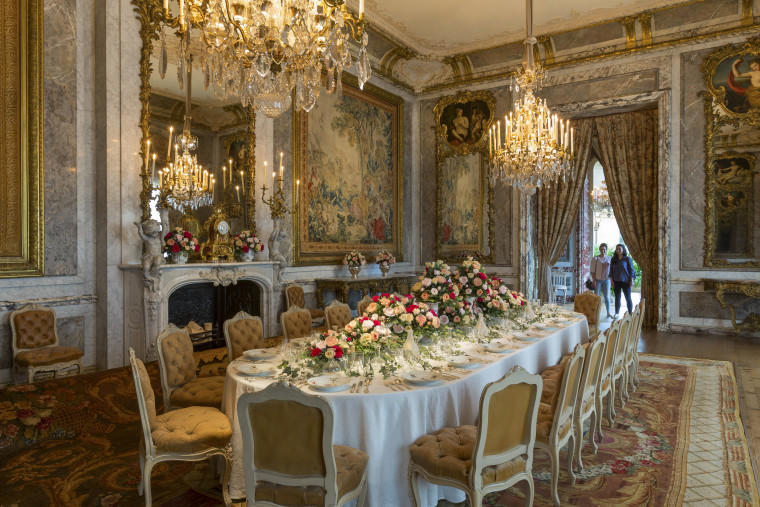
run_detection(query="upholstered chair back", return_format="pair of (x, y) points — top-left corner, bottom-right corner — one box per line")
(158, 327), (196, 387)
(553, 345), (585, 437)
(12, 306), (58, 350)
(280, 306), (313, 340)
(573, 292), (602, 335)
(325, 300), (352, 331)
(600, 320), (620, 380)
(285, 285), (306, 309)
(129, 348), (157, 432)
(224, 312), (265, 361)
(481, 368), (541, 459)
(578, 333), (607, 407)
(237, 381), (340, 505)
(356, 296), (373, 317)
(615, 314), (632, 368)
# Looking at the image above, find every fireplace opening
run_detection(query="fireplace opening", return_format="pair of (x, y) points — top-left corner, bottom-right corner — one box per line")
(168, 280), (261, 350)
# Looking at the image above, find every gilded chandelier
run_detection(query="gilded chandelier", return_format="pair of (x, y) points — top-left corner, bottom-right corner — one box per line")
(489, 0), (573, 190)
(591, 181), (613, 217)
(159, 0), (371, 118)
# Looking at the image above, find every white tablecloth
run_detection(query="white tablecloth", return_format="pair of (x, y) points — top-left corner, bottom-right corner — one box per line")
(222, 316), (589, 505)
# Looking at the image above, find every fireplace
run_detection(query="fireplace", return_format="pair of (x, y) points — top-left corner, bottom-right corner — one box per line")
(168, 280), (262, 350)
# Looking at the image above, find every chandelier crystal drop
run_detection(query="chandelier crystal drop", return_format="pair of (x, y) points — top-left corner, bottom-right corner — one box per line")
(591, 181), (613, 217)
(489, 0), (573, 190)
(160, 0), (371, 119)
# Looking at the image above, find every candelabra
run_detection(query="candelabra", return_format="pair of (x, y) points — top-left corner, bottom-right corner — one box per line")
(261, 176), (294, 219)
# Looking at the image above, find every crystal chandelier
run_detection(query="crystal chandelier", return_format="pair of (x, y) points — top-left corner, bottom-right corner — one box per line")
(159, 0), (371, 118)
(158, 57), (213, 212)
(489, 0), (573, 190)
(591, 181), (613, 217)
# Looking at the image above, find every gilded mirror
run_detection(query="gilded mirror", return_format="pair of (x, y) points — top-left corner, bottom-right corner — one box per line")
(702, 35), (760, 268)
(133, 0), (256, 238)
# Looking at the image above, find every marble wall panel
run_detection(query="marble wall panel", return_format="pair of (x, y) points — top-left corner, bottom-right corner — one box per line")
(679, 48), (711, 269)
(541, 70), (659, 108)
(552, 22), (624, 52)
(0, 315), (85, 370)
(43, 0), (78, 276)
(468, 43), (524, 70)
(678, 291), (760, 321)
(272, 111), (294, 267)
(655, 0), (738, 31)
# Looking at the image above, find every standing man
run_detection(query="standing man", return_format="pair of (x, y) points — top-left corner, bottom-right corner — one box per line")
(591, 243), (613, 319)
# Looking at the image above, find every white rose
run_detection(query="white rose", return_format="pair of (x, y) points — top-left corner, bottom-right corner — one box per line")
(361, 320), (374, 330)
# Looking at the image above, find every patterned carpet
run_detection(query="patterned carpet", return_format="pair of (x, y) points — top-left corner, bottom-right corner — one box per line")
(0, 353), (756, 506)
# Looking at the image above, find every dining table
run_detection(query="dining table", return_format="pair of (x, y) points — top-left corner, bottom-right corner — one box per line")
(221, 310), (590, 506)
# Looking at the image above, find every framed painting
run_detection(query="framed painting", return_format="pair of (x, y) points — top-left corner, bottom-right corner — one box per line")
(702, 37), (760, 122)
(293, 74), (403, 265)
(435, 151), (494, 262)
(433, 90), (495, 155)
(707, 152), (756, 259)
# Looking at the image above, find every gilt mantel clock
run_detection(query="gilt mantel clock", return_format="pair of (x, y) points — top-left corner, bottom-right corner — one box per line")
(200, 207), (235, 262)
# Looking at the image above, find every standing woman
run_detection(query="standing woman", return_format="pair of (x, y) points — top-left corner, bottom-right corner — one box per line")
(610, 243), (636, 317)
(591, 243), (613, 319)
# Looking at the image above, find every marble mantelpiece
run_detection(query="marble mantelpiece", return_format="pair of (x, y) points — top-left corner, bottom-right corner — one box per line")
(120, 261), (279, 361)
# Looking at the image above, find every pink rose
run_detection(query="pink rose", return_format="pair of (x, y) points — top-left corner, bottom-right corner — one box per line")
(415, 314), (427, 326)
(325, 336), (338, 347)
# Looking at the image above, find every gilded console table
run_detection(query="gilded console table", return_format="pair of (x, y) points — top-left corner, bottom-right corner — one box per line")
(315, 274), (417, 310)
(703, 279), (760, 334)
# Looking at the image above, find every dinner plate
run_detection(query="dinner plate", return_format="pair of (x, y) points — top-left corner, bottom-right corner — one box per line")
(243, 348), (278, 361)
(307, 375), (352, 392)
(482, 342), (514, 354)
(512, 332), (538, 342)
(448, 356), (483, 369)
(237, 363), (276, 377)
(535, 325), (559, 332)
(401, 370), (445, 386)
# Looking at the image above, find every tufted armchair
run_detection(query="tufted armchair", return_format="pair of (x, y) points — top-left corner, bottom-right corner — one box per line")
(573, 291), (602, 336)
(325, 300), (352, 332)
(534, 344), (585, 506)
(10, 304), (83, 385)
(280, 306), (314, 341)
(356, 295), (373, 317)
(155, 324), (225, 411)
(409, 366), (543, 507)
(129, 348), (232, 507)
(223, 311), (265, 362)
(237, 381), (369, 507)
(285, 283), (325, 326)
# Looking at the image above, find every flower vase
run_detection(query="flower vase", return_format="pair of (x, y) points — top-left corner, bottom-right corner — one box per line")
(379, 263), (390, 278)
(348, 266), (361, 280)
(239, 250), (255, 262)
(322, 358), (341, 374)
(171, 250), (189, 264)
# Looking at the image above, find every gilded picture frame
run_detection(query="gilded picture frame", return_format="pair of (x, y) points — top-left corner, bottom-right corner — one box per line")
(0, 0), (44, 278)
(435, 150), (494, 263)
(701, 35), (760, 124)
(433, 90), (495, 155)
(292, 74), (404, 266)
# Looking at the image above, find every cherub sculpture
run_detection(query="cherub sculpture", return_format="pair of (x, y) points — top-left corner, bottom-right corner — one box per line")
(135, 219), (165, 290)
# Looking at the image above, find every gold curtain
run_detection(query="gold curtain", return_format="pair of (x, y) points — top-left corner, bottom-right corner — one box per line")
(594, 109), (659, 327)
(536, 118), (594, 302)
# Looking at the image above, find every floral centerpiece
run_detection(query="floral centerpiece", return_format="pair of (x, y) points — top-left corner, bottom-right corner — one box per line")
(456, 257), (487, 300)
(439, 297), (476, 327)
(304, 329), (351, 372)
(234, 230), (264, 261)
(343, 250), (366, 279)
(411, 260), (457, 311)
(487, 276), (528, 319)
(477, 287), (509, 319)
(163, 227), (199, 264)
(374, 250), (396, 277)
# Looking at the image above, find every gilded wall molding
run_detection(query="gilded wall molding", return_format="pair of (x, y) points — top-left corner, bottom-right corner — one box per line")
(0, 0), (44, 278)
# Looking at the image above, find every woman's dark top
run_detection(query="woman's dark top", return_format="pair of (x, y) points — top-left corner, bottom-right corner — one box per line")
(610, 255), (635, 284)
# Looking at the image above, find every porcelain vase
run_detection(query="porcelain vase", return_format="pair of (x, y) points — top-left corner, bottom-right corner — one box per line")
(239, 250), (255, 262)
(379, 263), (390, 278)
(348, 266), (361, 279)
(171, 250), (189, 264)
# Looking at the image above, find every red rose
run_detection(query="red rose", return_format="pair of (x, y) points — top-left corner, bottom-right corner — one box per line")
(242, 245), (249, 253)
(310, 348), (321, 357)
(372, 320), (381, 327)
(16, 409), (34, 419)
(164, 233), (172, 240)
(36, 417), (52, 431)
(333, 347), (343, 358)
(195, 245), (200, 252)
(449, 292), (456, 299)
(183, 231), (192, 238)
(372, 296), (379, 302)
(479, 272), (487, 280)
(171, 244), (180, 253)
(381, 293), (390, 297)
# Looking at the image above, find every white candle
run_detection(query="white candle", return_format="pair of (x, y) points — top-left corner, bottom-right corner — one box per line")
(240, 170), (245, 194)
(211, 177), (215, 201)
(229, 159), (233, 184)
(163, 0), (168, 10)
(570, 127), (574, 154)
(359, 0), (364, 16)
(222, 166), (226, 189)
(152, 153), (157, 182)
(272, 171), (275, 192)
(159, 169), (163, 188)
(236, 185), (240, 202)
(296, 179), (300, 205)
(167, 126), (173, 157)
(279, 152), (283, 169)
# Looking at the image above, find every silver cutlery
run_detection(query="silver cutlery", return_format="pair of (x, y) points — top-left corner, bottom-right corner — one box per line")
(363, 378), (371, 393)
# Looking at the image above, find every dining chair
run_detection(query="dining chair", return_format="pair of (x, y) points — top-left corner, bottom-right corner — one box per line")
(356, 295), (373, 317)
(625, 299), (645, 393)
(223, 311), (265, 362)
(612, 313), (633, 406)
(285, 283), (325, 326)
(155, 324), (225, 410)
(409, 366), (543, 507)
(10, 304), (84, 385)
(572, 332), (607, 471)
(280, 305), (314, 341)
(534, 344), (585, 506)
(128, 348), (233, 507)
(237, 381), (369, 507)
(324, 299), (352, 332)
(597, 319), (621, 430)
(551, 271), (568, 305)
(573, 291), (602, 336)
